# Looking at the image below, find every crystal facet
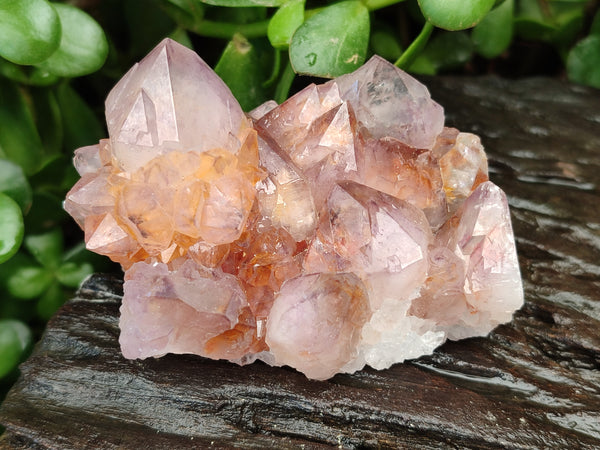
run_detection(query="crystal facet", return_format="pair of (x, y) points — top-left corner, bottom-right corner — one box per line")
(65, 39), (524, 380)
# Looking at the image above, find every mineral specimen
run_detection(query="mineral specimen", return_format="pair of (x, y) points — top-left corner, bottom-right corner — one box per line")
(65, 39), (524, 380)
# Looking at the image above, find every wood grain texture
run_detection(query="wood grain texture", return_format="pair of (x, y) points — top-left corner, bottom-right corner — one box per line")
(1, 76), (599, 449)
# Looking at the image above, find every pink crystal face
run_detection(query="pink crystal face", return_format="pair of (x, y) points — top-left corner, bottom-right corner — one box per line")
(65, 40), (524, 380)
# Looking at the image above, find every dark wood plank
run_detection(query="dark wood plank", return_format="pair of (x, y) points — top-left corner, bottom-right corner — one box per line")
(1, 76), (599, 449)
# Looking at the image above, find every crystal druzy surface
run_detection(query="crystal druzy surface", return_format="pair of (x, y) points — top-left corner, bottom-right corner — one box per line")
(65, 39), (524, 380)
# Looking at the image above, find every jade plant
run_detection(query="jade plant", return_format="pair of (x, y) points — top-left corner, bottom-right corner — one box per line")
(0, 0), (598, 395)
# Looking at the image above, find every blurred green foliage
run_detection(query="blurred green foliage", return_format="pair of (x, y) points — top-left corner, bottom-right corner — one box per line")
(0, 0), (598, 397)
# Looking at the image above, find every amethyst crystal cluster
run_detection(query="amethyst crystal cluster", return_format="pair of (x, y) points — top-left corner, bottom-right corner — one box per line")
(65, 39), (523, 380)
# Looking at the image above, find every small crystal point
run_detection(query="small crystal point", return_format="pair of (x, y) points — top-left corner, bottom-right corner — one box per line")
(333, 55), (445, 149)
(66, 41), (524, 380)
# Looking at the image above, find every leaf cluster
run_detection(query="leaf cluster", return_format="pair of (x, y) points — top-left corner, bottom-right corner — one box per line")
(0, 0), (111, 389)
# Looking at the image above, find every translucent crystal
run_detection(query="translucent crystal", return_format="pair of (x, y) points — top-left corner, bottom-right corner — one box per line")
(65, 40), (524, 380)
(105, 38), (248, 172)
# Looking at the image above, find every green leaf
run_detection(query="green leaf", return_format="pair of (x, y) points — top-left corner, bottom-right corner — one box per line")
(472, 0), (514, 58)
(0, 78), (44, 175)
(0, 319), (31, 378)
(169, 28), (194, 49)
(370, 27), (403, 61)
(513, 16), (556, 41)
(567, 35), (600, 88)
(36, 280), (64, 320)
(24, 228), (63, 269)
(268, 0), (305, 49)
(56, 83), (104, 151)
(0, 159), (32, 212)
(514, 0), (585, 43)
(200, 0), (285, 6)
(209, 5), (267, 24)
(125, 0), (176, 60)
(591, 11), (600, 35)
(0, 0), (61, 65)
(0, 58), (59, 86)
(215, 34), (269, 111)
(36, 3), (108, 77)
(410, 31), (473, 74)
(31, 88), (63, 155)
(290, 1), (369, 78)
(0, 193), (24, 264)
(56, 261), (93, 288)
(6, 263), (54, 299)
(418, 0), (495, 31)
(160, 0), (204, 28)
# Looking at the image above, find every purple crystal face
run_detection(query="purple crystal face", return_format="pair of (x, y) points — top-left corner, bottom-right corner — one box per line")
(105, 38), (248, 172)
(64, 40), (524, 380)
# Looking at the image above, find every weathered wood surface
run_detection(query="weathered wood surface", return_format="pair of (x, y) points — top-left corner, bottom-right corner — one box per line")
(1, 76), (599, 449)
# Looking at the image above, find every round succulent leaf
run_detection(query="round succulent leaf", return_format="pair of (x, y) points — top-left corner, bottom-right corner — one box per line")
(472, 0), (514, 58)
(418, 0), (495, 30)
(0, 159), (32, 212)
(290, 0), (370, 78)
(0, 0), (61, 65)
(268, 0), (305, 49)
(0, 78), (44, 175)
(36, 3), (108, 77)
(0, 319), (32, 378)
(56, 261), (94, 288)
(567, 35), (600, 88)
(24, 228), (64, 270)
(6, 263), (54, 300)
(0, 193), (24, 264)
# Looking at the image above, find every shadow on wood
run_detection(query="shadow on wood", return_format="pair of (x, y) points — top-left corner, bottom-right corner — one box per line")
(1, 76), (599, 449)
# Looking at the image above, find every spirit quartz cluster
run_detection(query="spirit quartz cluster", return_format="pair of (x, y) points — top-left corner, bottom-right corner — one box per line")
(65, 39), (524, 380)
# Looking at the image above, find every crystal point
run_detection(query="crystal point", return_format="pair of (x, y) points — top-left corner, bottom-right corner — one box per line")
(65, 40), (524, 380)
(106, 38), (247, 172)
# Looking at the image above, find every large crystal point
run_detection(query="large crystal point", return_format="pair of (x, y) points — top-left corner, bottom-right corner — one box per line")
(265, 272), (371, 380)
(65, 39), (524, 381)
(106, 38), (247, 172)
(120, 259), (254, 360)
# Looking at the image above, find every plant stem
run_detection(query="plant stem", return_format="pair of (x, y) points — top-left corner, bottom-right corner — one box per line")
(263, 49), (281, 88)
(275, 60), (295, 104)
(187, 19), (270, 39)
(363, 0), (403, 11)
(394, 21), (434, 70)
